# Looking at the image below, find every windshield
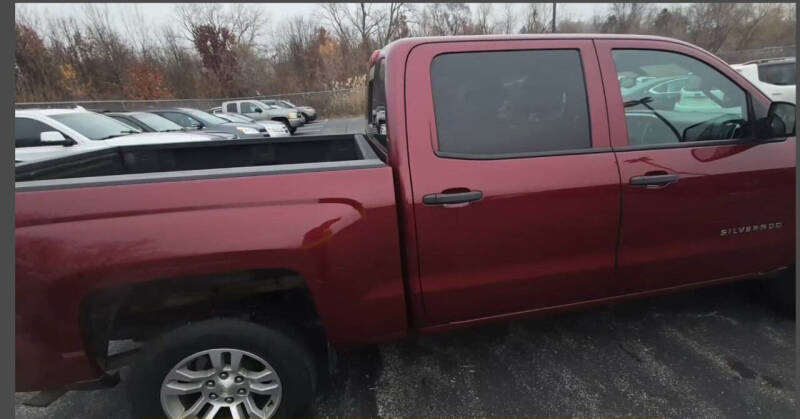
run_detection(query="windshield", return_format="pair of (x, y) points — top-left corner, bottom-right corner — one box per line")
(279, 100), (296, 108)
(50, 112), (141, 140)
(131, 113), (184, 132)
(183, 109), (228, 125)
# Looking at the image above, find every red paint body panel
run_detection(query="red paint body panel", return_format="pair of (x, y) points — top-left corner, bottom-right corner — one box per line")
(16, 168), (407, 390)
(403, 40), (621, 323)
(15, 34), (796, 392)
(594, 39), (796, 293)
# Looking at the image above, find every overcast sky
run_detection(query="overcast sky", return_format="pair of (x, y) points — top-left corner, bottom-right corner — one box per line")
(16, 3), (639, 32)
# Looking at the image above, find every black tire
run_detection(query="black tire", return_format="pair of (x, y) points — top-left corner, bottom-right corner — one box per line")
(756, 267), (795, 316)
(127, 318), (316, 419)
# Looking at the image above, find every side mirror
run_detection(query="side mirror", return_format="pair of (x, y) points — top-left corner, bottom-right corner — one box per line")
(757, 101), (796, 139)
(40, 131), (74, 146)
(254, 108), (263, 113)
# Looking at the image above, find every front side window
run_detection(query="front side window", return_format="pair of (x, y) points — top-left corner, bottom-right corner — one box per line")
(431, 49), (591, 157)
(50, 112), (141, 141)
(612, 49), (749, 147)
(240, 102), (262, 113)
(15, 117), (58, 148)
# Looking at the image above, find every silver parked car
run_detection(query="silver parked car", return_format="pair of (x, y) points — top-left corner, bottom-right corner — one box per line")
(211, 111), (292, 137)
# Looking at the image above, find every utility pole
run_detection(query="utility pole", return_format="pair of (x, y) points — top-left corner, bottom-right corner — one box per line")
(551, 2), (557, 33)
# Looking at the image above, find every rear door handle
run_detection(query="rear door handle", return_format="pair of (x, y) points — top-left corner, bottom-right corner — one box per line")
(423, 191), (483, 205)
(630, 173), (679, 188)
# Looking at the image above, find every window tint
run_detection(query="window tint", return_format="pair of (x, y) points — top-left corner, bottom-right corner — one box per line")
(131, 113), (184, 132)
(159, 112), (201, 128)
(240, 102), (261, 113)
(431, 50), (591, 157)
(183, 109), (227, 125)
(758, 63), (795, 86)
(109, 116), (143, 131)
(612, 50), (749, 147)
(226, 103), (237, 112)
(15, 117), (57, 148)
(50, 112), (140, 140)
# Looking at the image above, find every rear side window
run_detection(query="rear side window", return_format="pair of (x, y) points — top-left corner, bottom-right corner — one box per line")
(758, 63), (795, 86)
(15, 117), (56, 148)
(225, 103), (237, 112)
(430, 50), (591, 158)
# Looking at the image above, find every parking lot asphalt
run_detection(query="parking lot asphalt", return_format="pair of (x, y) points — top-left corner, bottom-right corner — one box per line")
(15, 282), (796, 419)
(14, 118), (796, 419)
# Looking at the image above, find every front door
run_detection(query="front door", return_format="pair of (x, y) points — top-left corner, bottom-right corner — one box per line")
(405, 40), (622, 324)
(596, 40), (795, 294)
(14, 117), (74, 162)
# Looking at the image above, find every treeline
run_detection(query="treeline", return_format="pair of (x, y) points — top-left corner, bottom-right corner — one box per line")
(15, 3), (796, 103)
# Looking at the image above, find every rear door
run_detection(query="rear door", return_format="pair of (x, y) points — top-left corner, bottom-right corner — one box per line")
(595, 39), (795, 294)
(405, 39), (622, 324)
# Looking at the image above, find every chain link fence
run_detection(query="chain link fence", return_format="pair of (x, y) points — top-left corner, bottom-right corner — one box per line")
(716, 45), (796, 64)
(16, 87), (367, 119)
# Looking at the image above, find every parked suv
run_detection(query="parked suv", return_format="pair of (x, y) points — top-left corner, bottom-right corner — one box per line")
(14, 108), (225, 162)
(732, 57), (796, 104)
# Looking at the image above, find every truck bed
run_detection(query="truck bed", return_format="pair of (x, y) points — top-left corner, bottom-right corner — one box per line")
(16, 134), (384, 191)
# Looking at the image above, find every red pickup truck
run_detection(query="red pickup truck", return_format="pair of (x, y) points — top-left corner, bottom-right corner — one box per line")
(16, 34), (796, 419)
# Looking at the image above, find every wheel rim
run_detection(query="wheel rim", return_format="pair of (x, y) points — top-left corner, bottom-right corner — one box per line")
(160, 348), (282, 419)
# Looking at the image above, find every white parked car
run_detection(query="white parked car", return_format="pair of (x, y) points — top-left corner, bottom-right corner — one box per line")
(15, 107), (226, 162)
(731, 57), (796, 104)
(209, 110), (292, 137)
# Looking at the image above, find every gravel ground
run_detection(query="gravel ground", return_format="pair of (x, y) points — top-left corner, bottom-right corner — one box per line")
(15, 282), (796, 418)
(14, 118), (796, 418)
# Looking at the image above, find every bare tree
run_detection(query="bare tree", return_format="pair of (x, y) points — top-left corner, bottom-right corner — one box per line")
(175, 3), (265, 49)
(685, 3), (747, 52)
(497, 4), (518, 35)
(473, 3), (495, 35)
(418, 3), (474, 36)
(318, 3), (355, 49)
(520, 3), (553, 33)
(376, 3), (411, 46)
(344, 3), (381, 52)
(600, 3), (652, 33)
